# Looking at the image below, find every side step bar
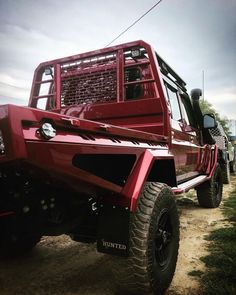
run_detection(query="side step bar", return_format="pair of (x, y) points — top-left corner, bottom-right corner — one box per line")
(172, 175), (208, 194)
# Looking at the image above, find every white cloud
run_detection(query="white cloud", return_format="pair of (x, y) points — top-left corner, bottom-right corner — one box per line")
(0, 81), (29, 102)
(0, 73), (30, 89)
(0, 0), (235, 119)
(205, 89), (236, 120)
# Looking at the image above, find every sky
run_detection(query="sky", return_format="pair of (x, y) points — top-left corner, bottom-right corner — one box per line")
(0, 0), (236, 119)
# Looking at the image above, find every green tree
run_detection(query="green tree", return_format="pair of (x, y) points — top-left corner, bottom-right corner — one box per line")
(199, 99), (230, 136)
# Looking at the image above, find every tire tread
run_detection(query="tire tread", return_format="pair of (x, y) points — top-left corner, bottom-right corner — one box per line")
(113, 182), (179, 294)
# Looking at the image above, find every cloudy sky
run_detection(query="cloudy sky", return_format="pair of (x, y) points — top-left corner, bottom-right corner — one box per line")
(0, 0), (236, 119)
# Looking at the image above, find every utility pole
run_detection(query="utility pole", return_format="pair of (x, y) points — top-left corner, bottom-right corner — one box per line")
(202, 70), (205, 101)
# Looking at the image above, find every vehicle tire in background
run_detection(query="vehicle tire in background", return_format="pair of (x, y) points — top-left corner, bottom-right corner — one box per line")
(113, 182), (179, 295)
(230, 151), (236, 173)
(0, 234), (41, 258)
(221, 160), (231, 184)
(196, 163), (223, 208)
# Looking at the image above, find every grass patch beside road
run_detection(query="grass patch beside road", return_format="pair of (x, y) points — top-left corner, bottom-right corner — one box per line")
(200, 188), (236, 295)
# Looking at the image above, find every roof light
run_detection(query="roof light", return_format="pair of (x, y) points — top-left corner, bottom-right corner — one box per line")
(45, 67), (53, 77)
(131, 48), (141, 58)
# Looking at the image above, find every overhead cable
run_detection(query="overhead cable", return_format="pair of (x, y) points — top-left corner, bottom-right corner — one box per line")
(105, 0), (163, 47)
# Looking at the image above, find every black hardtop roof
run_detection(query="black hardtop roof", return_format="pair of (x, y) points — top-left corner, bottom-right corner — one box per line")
(155, 52), (187, 92)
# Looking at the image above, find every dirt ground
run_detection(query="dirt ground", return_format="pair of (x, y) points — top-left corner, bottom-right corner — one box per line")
(0, 175), (235, 295)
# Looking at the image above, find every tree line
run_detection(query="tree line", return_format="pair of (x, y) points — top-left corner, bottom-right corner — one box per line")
(199, 100), (230, 136)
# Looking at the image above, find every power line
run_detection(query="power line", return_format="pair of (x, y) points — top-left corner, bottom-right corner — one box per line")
(105, 0), (164, 47)
(202, 70), (205, 101)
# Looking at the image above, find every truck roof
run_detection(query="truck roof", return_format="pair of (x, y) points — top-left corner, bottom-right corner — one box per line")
(155, 52), (186, 91)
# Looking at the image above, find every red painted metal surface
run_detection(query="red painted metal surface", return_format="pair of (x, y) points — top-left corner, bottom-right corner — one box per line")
(0, 211), (15, 217)
(28, 40), (168, 139)
(0, 40), (218, 213)
(0, 104), (168, 208)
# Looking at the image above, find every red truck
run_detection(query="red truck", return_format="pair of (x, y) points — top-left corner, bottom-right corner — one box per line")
(0, 40), (222, 294)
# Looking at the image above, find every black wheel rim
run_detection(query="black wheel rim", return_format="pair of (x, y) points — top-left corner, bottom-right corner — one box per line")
(154, 209), (172, 268)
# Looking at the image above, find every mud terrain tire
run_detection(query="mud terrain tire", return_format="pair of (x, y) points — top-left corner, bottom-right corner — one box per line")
(221, 160), (230, 184)
(113, 182), (179, 295)
(196, 164), (223, 208)
(0, 234), (41, 258)
(230, 152), (236, 173)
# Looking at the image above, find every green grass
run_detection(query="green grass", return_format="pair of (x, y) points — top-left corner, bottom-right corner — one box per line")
(222, 194), (236, 222)
(200, 189), (236, 295)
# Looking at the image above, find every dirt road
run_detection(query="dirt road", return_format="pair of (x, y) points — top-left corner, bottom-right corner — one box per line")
(0, 175), (235, 295)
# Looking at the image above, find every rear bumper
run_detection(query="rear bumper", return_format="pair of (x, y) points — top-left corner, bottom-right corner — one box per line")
(0, 104), (171, 211)
(0, 104), (124, 194)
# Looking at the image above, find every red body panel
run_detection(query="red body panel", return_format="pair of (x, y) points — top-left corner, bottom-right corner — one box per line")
(0, 40), (217, 214)
(0, 103), (214, 212)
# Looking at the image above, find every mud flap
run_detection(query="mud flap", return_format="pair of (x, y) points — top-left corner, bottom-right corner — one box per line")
(97, 204), (130, 257)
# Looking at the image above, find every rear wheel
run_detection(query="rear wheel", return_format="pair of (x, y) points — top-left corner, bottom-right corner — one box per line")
(113, 182), (179, 294)
(196, 164), (223, 208)
(0, 216), (41, 258)
(0, 233), (41, 258)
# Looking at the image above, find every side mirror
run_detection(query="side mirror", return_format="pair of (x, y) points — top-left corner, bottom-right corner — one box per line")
(229, 135), (236, 141)
(191, 88), (202, 101)
(203, 114), (217, 129)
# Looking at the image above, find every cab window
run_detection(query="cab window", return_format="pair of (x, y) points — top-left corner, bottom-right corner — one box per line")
(125, 67), (143, 100)
(165, 83), (181, 121)
(180, 98), (190, 126)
